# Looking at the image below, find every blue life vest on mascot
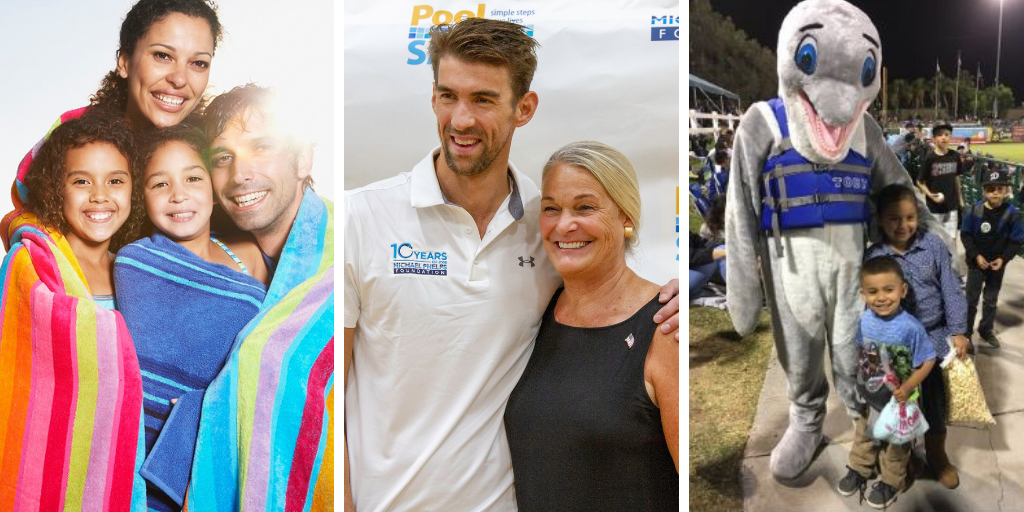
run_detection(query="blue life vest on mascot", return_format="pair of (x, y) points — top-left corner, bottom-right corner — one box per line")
(759, 98), (873, 236)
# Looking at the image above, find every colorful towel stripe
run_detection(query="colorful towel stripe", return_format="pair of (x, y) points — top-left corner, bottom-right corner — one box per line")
(186, 192), (334, 512)
(0, 213), (145, 511)
(1, 107), (88, 253)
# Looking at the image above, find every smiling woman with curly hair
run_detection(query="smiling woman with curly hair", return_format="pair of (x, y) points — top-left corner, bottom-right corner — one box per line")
(3, 0), (222, 253)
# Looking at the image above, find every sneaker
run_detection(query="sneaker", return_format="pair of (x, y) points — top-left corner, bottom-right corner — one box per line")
(980, 332), (1001, 348)
(837, 467), (868, 497)
(867, 481), (898, 509)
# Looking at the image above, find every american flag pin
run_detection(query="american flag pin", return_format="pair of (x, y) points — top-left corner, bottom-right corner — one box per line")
(625, 333), (635, 348)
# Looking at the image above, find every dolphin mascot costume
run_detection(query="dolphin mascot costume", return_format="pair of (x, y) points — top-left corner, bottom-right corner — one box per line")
(725, 0), (941, 480)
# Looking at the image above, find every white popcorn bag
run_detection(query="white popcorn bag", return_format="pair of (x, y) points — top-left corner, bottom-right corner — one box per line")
(941, 338), (996, 428)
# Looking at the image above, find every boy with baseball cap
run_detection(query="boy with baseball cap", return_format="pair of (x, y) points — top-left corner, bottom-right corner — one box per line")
(960, 167), (1024, 347)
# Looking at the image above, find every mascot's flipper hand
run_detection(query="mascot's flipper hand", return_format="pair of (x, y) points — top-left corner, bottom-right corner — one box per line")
(725, 107), (771, 337)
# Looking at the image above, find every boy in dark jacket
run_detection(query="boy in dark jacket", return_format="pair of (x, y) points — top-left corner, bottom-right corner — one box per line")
(961, 168), (1024, 347)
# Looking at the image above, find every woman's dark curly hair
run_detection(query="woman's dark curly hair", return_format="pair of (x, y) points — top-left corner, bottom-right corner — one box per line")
(25, 113), (147, 252)
(90, 0), (222, 120)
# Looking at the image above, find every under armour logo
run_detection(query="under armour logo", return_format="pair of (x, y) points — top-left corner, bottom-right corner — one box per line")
(519, 256), (535, 267)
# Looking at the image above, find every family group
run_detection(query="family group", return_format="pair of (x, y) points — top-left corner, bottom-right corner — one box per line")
(0, 1), (333, 510)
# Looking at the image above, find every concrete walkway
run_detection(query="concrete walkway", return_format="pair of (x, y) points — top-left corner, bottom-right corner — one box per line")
(742, 263), (1024, 512)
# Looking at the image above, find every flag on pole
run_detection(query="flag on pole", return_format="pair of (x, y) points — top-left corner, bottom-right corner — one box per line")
(975, 62), (981, 120)
(955, 51), (961, 119)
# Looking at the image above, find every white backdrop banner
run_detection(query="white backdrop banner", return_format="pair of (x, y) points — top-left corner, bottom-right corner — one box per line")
(344, 0), (680, 284)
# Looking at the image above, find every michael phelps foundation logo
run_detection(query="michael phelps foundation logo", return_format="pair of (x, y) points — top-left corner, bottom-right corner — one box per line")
(406, 4), (537, 65)
(391, 243), (448, 275)
(651, 15), (679, 41)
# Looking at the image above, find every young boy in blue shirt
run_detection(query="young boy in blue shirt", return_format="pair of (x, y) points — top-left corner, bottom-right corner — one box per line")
(961, 167), (1024, 347)
(838, 256), (936, 509)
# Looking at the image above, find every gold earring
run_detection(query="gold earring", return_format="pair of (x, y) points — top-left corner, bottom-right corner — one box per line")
(624, 226), (633, 239)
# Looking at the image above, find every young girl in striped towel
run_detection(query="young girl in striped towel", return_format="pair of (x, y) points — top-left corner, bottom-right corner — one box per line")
(0, 113), (148, 509)
(114, 126), (268, 512)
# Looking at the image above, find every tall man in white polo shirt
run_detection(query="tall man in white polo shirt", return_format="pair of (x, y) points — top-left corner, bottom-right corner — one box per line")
(343, 18), (679, 512)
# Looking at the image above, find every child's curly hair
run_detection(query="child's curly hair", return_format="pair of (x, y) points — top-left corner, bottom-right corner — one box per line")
(25, 113), (146, 251)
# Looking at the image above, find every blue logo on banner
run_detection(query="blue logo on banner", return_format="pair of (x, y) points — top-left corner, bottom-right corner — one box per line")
(651, 27), (679, 41)
(406, 4), (536, 64)
(651, 15), (678, 41)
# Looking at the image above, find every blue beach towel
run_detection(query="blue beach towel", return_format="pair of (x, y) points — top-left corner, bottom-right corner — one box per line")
(114, 232), (267, 510)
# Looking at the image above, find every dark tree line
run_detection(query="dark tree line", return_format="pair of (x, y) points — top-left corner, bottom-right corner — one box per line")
(689, 0), (778, 105)
(690, 0), (1016, 118)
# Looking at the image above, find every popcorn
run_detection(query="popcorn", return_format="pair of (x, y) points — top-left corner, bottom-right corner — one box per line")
(941, 343), (996, 428)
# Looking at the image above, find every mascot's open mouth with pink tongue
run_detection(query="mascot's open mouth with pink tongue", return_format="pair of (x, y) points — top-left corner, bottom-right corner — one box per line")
(724, 0), (942, 482)
(780, 0), (880, 164)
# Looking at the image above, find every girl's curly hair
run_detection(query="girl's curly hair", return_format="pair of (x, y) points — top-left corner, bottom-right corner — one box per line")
(90, 0), (222, 119)
(25, 113), (147, 251)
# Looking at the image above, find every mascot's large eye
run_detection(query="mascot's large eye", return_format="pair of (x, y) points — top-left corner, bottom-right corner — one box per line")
(862, 53), (877, 87)
(794, 36), (817, 75)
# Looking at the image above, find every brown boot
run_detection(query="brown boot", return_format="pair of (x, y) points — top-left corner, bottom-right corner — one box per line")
(924, 431), (960, 489)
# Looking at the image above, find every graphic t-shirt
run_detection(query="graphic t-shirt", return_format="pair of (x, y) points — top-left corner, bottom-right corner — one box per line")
(917, 149), (962, 213)
(857, 308), (936, 411)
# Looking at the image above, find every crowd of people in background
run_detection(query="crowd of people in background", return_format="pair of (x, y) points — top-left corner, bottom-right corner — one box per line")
(687, 117), (1024, 312)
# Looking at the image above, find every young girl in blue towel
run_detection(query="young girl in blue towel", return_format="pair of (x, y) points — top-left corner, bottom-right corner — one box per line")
(138, 125), (269, 283)
(114, 126), (269, 511)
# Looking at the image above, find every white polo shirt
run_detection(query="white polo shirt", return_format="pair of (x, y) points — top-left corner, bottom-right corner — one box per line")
(344, 148), (562, 512)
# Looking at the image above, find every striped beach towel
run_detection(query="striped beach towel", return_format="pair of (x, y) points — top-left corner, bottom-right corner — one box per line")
(0, 212), (146, 511)
(115, 233), (267, 511)
(186, 191), (334, 512)
(1, 107), (88, 252)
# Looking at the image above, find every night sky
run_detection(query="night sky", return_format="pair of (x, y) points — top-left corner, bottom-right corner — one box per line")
(707, 0), (1024, 103)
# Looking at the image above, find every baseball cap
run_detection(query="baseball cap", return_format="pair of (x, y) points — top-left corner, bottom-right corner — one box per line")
(982, 168), (1011, 186)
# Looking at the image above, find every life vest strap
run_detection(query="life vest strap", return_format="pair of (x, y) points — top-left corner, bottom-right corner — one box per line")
(774, 193), (869, 210)
(766, 162), (872, 178)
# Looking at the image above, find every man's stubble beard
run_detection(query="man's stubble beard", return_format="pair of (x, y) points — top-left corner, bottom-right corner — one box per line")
(440, 122), (515, 177)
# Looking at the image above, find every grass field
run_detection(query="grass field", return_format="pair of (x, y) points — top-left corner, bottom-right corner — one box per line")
(972, 142), (1024, 164)
(687, 204), (774, 512)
